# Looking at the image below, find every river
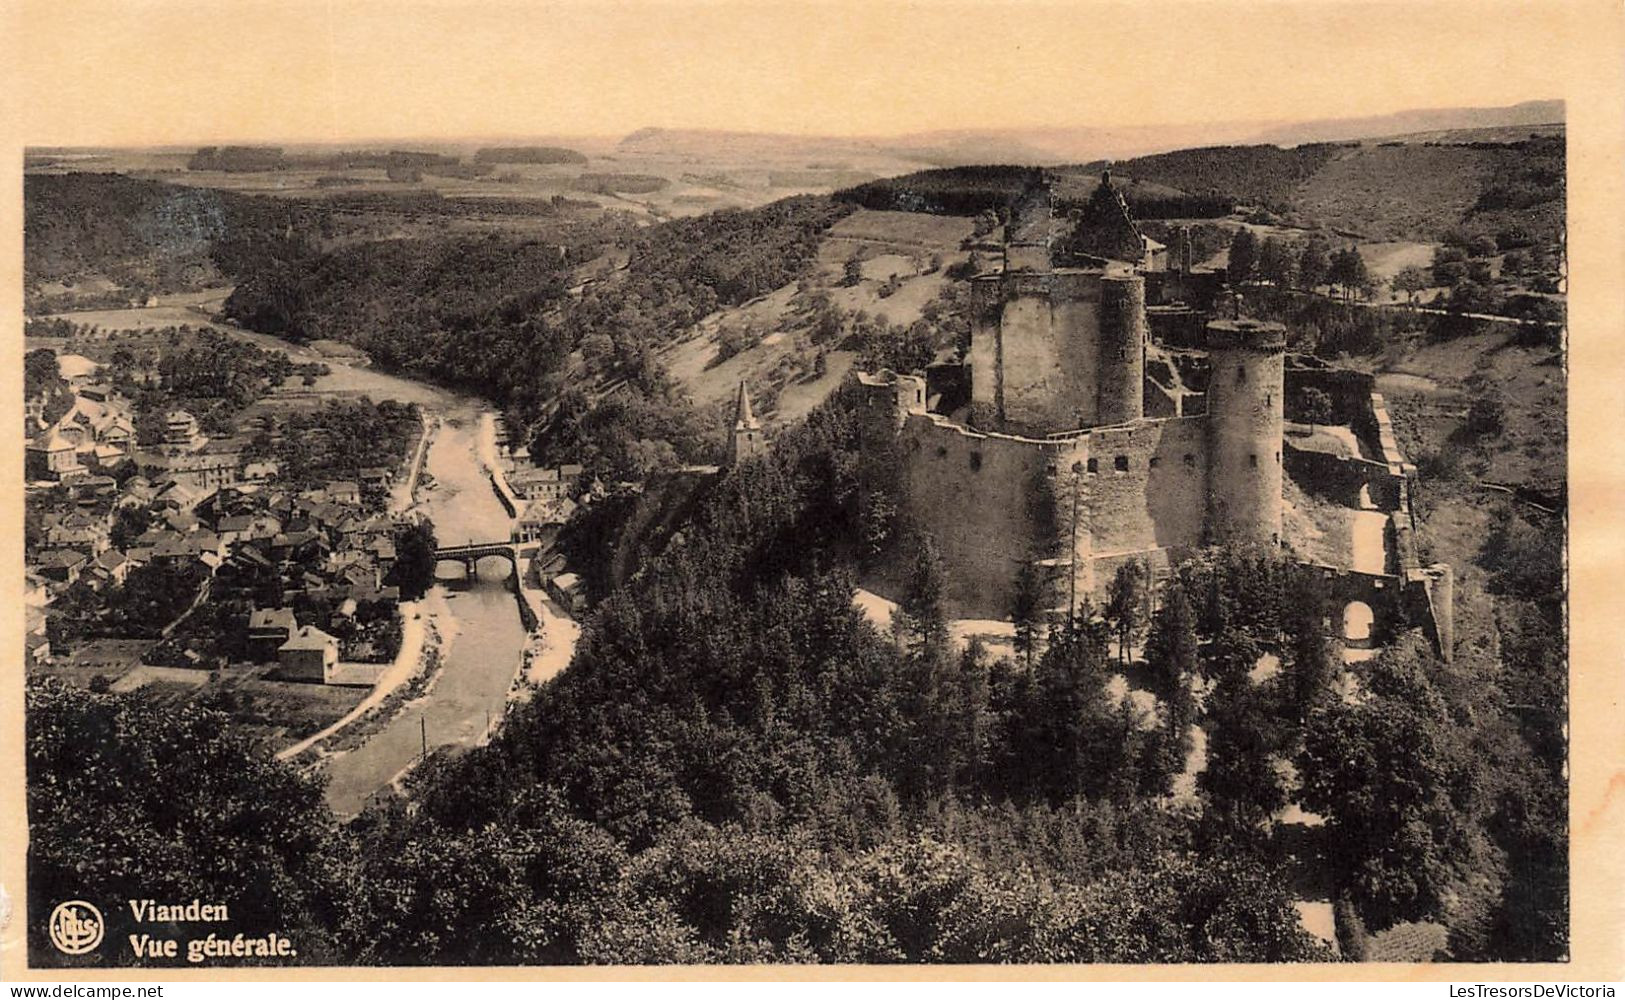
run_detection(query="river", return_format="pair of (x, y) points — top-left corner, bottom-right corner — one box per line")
(224, 329), (537, 815)
(36, 295), (541, 817)
(321, 410), (533, 817)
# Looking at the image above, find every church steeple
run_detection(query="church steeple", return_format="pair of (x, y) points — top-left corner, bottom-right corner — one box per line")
(727, 381), (765, 465)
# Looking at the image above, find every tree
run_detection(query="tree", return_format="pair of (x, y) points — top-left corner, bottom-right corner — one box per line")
(389, 519), (439, 600)
(1227, 228), (1258, 283)
(1298, 386), (1334, 433)
(1432, 245), (1469, 288)
(1466, 394), (1506, 437)
(1298, 636), (1477, 928)
(26, 679), (353, 966)
(1328, 247), (1371, 300)
(900, 531), (949, 656)
(1200, 679), (1290, 832)
(1010, 562), (1045, 666)
(1257, 236), (1296, 287)
(109, 505), (153, 550)
(1297, 236), (1331, 291)
(1392, 266), (1431, 306)
(1105, 559), (1149, 667)
(1283, 568), (1335, 720)
(842, 257), (864, 287)
(1144, 584), (1199, 758)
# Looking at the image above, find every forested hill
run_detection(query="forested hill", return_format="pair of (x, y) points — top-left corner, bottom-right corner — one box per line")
(24, 173), (296, 302)
(28, 383), (1566, 964)
(837, 135), (1565, 244)
(215, 192), (853, 476)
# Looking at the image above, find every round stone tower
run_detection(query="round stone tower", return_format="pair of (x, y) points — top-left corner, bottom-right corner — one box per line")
(1096, 273), (1146, 425)
(1204, 318), (1286, 546)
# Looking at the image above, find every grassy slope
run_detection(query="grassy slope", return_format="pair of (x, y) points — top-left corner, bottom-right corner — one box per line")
(657, 209), (975, 429)
(1379, 328), (1565, 661)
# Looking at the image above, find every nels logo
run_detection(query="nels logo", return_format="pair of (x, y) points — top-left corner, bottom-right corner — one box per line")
(48, 900), (105, 955)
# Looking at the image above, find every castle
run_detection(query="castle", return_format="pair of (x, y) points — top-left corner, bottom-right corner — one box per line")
(854, 174), (1453, 657)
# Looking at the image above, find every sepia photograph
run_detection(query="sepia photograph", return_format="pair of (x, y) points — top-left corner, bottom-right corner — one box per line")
(2, 0), (1620, 982)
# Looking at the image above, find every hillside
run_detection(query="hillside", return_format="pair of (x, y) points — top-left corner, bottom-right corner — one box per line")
(825, 135), (1565, 245)
(1249, 99), (1563, 147)
(1079, 135), (1565, 242)
(612, 101), (1564, 167)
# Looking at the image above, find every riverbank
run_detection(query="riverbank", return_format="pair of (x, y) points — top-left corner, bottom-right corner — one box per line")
(38, 290), (574, 815)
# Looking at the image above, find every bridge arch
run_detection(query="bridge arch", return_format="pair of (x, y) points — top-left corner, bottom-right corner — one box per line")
(432, 541), (521, 581)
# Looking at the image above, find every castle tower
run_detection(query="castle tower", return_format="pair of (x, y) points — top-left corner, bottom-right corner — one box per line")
(967, 268), (1147, 435)
(1097, 274), (1146, 425)
(1204, 319), (1286, 546)
(727, 382), (765, 465)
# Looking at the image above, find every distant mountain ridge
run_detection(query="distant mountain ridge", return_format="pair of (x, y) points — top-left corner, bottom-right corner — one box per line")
(617, 100), (1564, 167)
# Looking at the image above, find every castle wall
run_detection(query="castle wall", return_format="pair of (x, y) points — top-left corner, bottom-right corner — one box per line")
(1282, 441), (1403, 511)
(1085, 417), (1209, 561)
(897, 413), (1080, 618)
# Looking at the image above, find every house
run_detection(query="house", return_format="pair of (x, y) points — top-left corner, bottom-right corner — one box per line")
(248, 607), (298, 659)
(151, 480), (207, 512)
(358, 467), (393, 489)
(162, 450), (240, 491)
(163, 409), (204, 453)
(26, 431), (84, 481)
(72, 475), (118, 500)
(325, 480), (362, 506)
(509, 463), (584, 501)
(547, 572), (586, 615)
(242, 459), (280, 483)
(25, 570), (51, 607)
(25, 631), (51, 668)
(150, 536), (200, 568)
(513, 496), (577, 546)
(37, 549), (88, 584)
(365, 536), (397, 564)
(94, 549), (131, 585)
(56, 353), (102, 388)
(217, 515), (257, 544)
(278, 625), (339, 682)
(120, 476), (159, 507)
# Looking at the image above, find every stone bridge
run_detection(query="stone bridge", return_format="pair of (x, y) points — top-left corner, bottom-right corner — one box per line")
(434, 540), (520, 579)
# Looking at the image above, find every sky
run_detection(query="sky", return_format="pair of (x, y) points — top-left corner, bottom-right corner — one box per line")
(2, 0), (1600, 146)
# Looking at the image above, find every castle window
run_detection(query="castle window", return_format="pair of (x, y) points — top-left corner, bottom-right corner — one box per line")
(1071, 461), (1085, 474)
(1149, 457), (1160, 469)
(1183, 453), (1196, 468)
(969, 451), (983, 471)
(1249, 454), (1258, 467)
(1114, 455), (1129, 472)
(1237, 367), (1247, 384)
(1086, 458), (1098, 474)
(936, 445), (948, 458)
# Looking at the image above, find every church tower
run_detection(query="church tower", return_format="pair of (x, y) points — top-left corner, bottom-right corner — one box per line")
(727, 381), (766, 465)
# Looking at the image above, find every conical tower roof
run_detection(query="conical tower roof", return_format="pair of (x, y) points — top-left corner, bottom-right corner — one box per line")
(733, 381), (760, 430)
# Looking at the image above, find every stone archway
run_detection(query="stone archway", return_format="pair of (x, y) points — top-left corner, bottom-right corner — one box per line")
(1343, 600), (1375, 648)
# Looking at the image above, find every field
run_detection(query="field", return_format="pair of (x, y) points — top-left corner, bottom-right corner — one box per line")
(28, 138), (926, 224)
